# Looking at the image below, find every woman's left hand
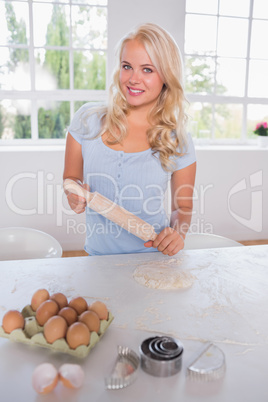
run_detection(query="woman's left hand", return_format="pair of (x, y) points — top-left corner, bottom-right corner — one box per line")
(144, 227), (184, 256)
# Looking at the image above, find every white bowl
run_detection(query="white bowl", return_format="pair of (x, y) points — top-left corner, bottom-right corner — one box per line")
(0, 227), (62, 261)
(184, 233), (243, 250)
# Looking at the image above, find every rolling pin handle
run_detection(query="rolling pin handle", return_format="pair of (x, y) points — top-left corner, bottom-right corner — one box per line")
(63, 178), (93, 203)
(151, 232), (158, 242)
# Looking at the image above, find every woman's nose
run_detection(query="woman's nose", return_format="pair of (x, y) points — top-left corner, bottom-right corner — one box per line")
(129, 69), (140, 84)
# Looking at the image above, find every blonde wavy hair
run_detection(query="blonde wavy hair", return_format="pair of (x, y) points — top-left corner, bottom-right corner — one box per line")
(91, 23), (188, 171)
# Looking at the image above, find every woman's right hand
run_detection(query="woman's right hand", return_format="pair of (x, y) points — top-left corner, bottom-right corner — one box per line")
(65, 182), (90, 214)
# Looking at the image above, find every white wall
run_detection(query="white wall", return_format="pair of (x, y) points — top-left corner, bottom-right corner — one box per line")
(193, 147), (267, 241)
(1, 0), (267, 250)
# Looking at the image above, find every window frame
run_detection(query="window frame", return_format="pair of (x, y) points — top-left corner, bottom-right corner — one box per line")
(0, 0), (108, 145)
(1, 0), (268, 146)
(183, 0), (268, 145)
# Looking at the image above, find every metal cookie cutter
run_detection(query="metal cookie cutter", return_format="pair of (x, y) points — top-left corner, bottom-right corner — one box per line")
(105, 346), (140, 390)
(187, 342), (226, 381)
(140, 336), (184, 377)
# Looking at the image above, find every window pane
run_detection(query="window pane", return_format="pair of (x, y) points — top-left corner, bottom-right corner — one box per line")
(0, 47), (30, 90)
(248, 60), (268, 97)
(186, 0), (218, 14)
(0, 99), (31, 139)
(72, 6), (107, 49)
(185, 0), (268, 142)
(217, 17), (248, 57)
(219, 0), (250, 17)
(250, 20), (268, 59)
(216, 58), (246, 96)
(185, 15), (217, 55)
(74, 51), (106, 90)
(9, 58), (31, 91)
(214, 104), (242, 139)
(33, 4), (70, 47)
(247, 104), (268, 138)
(0, 47), (9, 90)
(35, 49), (69, 90)
(72, 0), (107, 4)
(0, 1), (29, 45)
(74, 101), (90, 112)
(187, 102), (212, 139)
(0, 0), (107, 142)
(38, 101), (70, 139)
(185, 56), (215, 94)
(33, 0), (67, 2)
(253, 0), (268, 19)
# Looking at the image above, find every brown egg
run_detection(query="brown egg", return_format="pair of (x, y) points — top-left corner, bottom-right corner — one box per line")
(89, 301), (108, 320)
(79, 310), (100, 333)
(2, 310), (25, 334)
(59, 364), (85, 389)
(58, 307), (78, 326)
(44, 315), (68, 344)
(36, 300), (59, 326)
(50, 293), (68, 310)
(31, 289), (50, 312)
(69, 297), (88, 315)
(66, 322), (90, 349)
(32, 363), (58, 394)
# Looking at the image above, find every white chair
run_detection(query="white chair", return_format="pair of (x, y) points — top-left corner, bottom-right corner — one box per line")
(184, 233), (244, 250)
(0, 227), (62, 261)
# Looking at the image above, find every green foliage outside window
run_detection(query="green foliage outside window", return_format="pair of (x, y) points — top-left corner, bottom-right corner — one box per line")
(2, 2), (106, 140)
(185, 56), (233, 139)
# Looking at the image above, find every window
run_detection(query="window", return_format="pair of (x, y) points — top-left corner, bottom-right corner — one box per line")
(184, 0), (268, 142)
(0, 0), (107, 142)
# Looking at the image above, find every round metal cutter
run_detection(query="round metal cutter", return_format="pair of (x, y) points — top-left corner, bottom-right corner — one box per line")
(140, 336), (184, 377)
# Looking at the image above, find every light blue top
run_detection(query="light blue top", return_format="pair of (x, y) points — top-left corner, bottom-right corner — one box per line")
(68, 103), (196, 256)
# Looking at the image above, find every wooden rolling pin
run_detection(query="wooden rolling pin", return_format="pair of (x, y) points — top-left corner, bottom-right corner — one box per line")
(63, 179), (158, 242)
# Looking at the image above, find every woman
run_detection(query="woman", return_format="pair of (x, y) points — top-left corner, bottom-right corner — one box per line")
(63, 23), (196, 256)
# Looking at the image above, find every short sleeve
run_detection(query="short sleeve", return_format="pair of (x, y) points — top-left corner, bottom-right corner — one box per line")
(173, 133), (196, 171)
(67, 102), (103, 144)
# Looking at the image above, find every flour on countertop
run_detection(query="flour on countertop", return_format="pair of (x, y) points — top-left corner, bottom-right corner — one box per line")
(133, 259), (196, 290)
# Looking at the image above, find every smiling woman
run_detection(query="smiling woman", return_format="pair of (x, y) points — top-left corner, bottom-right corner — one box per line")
(63, 22), (197, 258)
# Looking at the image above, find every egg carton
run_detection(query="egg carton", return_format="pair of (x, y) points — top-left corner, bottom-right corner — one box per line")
(0, 304), (114, 358)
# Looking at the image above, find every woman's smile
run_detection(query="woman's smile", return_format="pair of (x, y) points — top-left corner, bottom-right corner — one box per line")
(127, 86), (145, 95)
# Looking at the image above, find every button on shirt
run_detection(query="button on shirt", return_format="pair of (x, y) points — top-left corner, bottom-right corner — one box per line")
(68, 103), (196, 256)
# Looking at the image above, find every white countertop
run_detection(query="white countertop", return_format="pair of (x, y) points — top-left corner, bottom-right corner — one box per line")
(0, 245), (267, 402)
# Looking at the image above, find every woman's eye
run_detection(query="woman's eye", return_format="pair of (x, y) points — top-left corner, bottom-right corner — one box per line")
(122, 64), (131, 70)
(144, 68), (153, 73)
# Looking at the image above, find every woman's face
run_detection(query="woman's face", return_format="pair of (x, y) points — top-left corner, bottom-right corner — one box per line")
(119, 39), (164, 112)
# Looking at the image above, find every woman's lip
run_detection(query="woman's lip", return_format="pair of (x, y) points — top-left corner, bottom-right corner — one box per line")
(127, 86), (145, 95)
